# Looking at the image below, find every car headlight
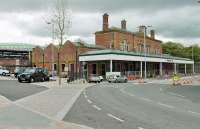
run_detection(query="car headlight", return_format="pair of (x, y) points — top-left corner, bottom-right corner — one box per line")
(26, 74), (31, 78)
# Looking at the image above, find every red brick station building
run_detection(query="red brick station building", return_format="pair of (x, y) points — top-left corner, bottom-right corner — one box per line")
(32, 13), (194, 79)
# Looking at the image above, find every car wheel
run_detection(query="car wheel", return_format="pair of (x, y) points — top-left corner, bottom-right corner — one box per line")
(18, 79), (22, 83)
(108, 81), (111, 83)
(41, 77), (45, 82)
(125, 79), (128, 83)
(2, 72), (6, 76)
(29, 77), (34, 83)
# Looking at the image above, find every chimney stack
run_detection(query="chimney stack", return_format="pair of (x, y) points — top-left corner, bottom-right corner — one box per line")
(121, 19), (127, 30)
(150, 30), (155, 39)
(139, 25), (145, 33)
(103, 13), (109, 31)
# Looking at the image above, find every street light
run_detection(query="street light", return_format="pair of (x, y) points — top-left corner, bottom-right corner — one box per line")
(46, 20), (55, 78)
(143, 25), (152, 79)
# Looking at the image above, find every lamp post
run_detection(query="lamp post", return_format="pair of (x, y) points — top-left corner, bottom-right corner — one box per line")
(143, 25), (152, 79)
(42, 49), (45, 68)
(192, 45), (195, 74)
(46, 20), (55, 78)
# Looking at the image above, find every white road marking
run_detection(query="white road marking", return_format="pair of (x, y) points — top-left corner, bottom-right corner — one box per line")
(168, 92), (185, 98)
(92, 105), (102, 111)
(140, 97), (153, 102)
(85, 95), (88, 98)
(87, 99), (92, 104)
(107, 113), (124, 122)
(120, 88), (135, 97)
(188, 110), (200, 116)
(157, 102), (174, 109)
(137, 127), (145, 129)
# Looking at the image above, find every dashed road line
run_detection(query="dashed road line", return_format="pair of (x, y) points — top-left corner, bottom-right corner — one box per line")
(87, 99), (92, 104)
(120, 88), (135, 97)
(157, 102), (174, 109)
(137, 127), (145, 129)
(92, 105), (102, 111)
(140, 97), (153, 102)
(188, 110), (200, 116)
(168, 92), (185, 98)
(107, 113), (124, 122)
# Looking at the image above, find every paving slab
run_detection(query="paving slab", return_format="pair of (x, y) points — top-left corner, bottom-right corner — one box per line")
(16, 83), (93, 120)
(0, 95), (11, 108)
(0, 104), (92, 129)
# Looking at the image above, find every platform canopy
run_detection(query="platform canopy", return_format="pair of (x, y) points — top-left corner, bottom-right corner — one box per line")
(0, 43), (35, 52)
(79, 49), (194, 64)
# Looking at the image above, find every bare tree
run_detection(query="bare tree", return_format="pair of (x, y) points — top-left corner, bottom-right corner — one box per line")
(52, 0), (72, 85)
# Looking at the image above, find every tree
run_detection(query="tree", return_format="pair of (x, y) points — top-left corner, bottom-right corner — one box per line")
(162, 42), (200, 62)
(52, 0), (72, 85)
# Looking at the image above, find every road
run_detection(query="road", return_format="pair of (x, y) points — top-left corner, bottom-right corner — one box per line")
(64, 83), (200, 129)
(0, 80), (48, 101)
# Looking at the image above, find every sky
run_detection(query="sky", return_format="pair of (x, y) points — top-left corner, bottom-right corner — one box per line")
(0, 0), (200, 46)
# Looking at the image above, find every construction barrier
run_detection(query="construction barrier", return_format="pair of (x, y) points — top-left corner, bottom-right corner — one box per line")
(128, 75), (137, 80)
(173, 78), (193, 86)
(138, 78), (146, 84)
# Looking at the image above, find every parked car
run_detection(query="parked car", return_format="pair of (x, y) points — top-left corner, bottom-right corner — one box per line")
(99, 76), (104, 82)
(18, 68), (49, 83)
(88, 74), (101, 83)
(107, 75), (128, 83)
(0, 67), (10, 76)
(14, 67), (26, 78)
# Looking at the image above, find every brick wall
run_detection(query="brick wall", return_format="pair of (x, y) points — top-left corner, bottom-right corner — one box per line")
(95, 31), (162, 54)
(32, 41), (98, 73)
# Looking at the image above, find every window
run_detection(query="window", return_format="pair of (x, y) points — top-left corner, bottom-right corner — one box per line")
(92, 64), (97, 74)
(54, 64), (57, 71)
(146, 46), (151, 54)
(137, 44), (143, 53)
(120, 40), (128, 51)
(70, 64), (74, 73)
(62, 64), (65, 72)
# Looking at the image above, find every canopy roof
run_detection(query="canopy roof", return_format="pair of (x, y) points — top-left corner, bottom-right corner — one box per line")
(0, 43), (35, 51)
(80, 49), (193, 62)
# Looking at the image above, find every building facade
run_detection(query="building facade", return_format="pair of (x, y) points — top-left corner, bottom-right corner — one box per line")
(32, 40), (102, 77)
(33, 13), (194, 80)
(0, 43), (34, 72)
(79, 13), (194, 79)
(95, 13), (162, 55)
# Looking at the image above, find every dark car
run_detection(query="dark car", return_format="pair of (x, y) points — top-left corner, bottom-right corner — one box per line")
(14, 67), (26, 78)
(18, 68), (49, 83)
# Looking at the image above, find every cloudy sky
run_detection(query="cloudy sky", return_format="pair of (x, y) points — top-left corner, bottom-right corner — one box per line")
(0, 0), (200, 46)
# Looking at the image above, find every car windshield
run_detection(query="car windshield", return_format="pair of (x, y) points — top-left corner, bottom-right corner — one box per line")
(24, 68), (36, 73)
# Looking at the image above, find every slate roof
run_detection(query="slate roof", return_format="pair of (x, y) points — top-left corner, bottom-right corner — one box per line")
(80, 49), (192, 61)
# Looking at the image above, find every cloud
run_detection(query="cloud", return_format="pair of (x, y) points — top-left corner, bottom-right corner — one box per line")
(0, 0), (199, 46)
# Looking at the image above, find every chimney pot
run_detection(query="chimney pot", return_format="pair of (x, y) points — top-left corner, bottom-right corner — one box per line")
(103, 13), (109, 31)
(150, 30), (155, 39)
(121, 19), (127, 30)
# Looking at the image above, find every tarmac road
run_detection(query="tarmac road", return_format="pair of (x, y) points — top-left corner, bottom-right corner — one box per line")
(0, 80), (48, 101)
(64, 83), (200, 129)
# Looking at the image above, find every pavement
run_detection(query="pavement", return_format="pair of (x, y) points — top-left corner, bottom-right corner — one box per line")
(0, 77), (94, 129)
(1, 75), (200, 129)
(64, 82), (200, 129)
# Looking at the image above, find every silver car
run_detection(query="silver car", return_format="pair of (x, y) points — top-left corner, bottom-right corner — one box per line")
(107, 75), (128, 83)
(0, 68), (10, 76)
(88, 74), (101, 83)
